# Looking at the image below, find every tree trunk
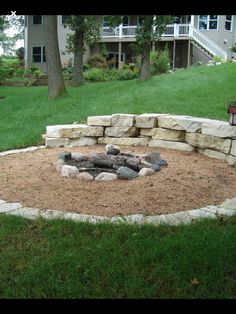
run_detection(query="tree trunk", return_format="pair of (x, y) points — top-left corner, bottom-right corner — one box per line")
(43, 15), (66, 99)
(140, 41), (152, 80)
(71, 27), (84, 86)
(140, 15), (153, 81)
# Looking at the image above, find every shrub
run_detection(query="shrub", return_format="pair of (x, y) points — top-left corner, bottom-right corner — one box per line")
(83, 64), (90, 72)
(88, 54), (108, 68)
(83, 67), (139, 82)
(0, 66), (16, 80)
(23, 65), (43, 79)
(16, 47), (24, 61)
(63, 65), (73, 80)
(116, 69), (139, 80)
(84, 68), (110, 81)
(122, 63), (140, 72)
(213, 55), (223, 62)
(150, 47), (170, 75)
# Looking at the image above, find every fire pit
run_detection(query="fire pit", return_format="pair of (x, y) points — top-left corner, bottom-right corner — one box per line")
(55, 144), (168, 181)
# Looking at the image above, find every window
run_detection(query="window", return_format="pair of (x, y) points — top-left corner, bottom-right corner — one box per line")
(103, 17), (110, 27)
(32, 46), (46, 63)
(225, 15), (232, 31)
(122, 16), (129, 26)
(62, 15), (70, 24)
(33, 15), (42, 25)
(199, 15), (218, 30)
(137, 16), (145, 25)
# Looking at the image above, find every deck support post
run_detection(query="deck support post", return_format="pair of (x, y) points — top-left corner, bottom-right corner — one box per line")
(173, 40), (176, 69)
(187, 40), (191, 68)
(118, 41), (122, 69)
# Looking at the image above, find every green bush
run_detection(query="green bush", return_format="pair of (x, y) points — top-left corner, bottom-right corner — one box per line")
(150, 47), (170, 75)
(83, 64), (90, 72)
(83, 67), (139, 82)
(63, 65), (73, 80)
(116, 69), (139, 80)
(88, 54), (108, 69)
(84, 68), (111, 81)
(213, 55), (223, 62)
(0, 66), (15, 80)
(24, 65), (43, 79)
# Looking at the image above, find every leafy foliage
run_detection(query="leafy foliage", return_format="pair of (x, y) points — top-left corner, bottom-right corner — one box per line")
(64, 15), (101, 53)
(150, 46), (170, 75)
(88, 54), (108, 68)
(230, 43), (236, 53)
(0, 15), (24, 54)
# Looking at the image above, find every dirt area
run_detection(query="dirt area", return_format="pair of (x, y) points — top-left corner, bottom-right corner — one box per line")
(1, 145), (236, 217)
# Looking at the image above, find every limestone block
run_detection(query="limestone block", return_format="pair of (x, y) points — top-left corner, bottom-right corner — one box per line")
(87, 115), (112, 126)
(157, 115), (214, 132)
(7, 207), (41, 219)
(135, 113), (159, 128)
(105, 126), (139, 138)
(45, 137), (70, 148)
(111, 114), (137, 127)
(226, 155), (236, 166)
(148, 139), (195, 151)
(152, 128), (185, 142)
(46, 125), (77, 138)
(185, 132), (231, 154)
(201, 121), (236, 138)
(197, 148), (227, 161)
(69, 137), (98, 147)
(140, 128), (156, 137)
(230, 140), (236, 156)
(0, 202), (22, 213)
(98, 137), (150, 146)
(220, 197), (236, 210)
(59, 125), (104, 138)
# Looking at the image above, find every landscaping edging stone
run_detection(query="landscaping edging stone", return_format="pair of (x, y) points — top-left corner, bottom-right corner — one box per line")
(1, 198), (236, 226)
(45, 113), (236, 167)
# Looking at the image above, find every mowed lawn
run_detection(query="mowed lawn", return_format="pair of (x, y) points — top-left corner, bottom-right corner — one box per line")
(0, 62), (236, 151)
(0, 62), (236, 299)
(0, 214), (236, 299)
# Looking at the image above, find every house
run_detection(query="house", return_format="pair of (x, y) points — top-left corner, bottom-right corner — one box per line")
(24, 15), (236, 72)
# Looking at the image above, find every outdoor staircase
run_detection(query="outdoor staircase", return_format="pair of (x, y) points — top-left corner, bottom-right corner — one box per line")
(190, 40), (213, 59)
(190, 26), (227, 61)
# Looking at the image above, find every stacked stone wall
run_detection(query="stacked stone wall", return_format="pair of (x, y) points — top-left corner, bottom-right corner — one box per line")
(45, 113), (236, 166)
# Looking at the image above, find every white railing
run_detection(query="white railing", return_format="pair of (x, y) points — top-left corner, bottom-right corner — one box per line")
(190, 25), (227, 61)
(101, 24), (228, 60)
(102, 26), (119, 38)
(122, 26), (137, 37)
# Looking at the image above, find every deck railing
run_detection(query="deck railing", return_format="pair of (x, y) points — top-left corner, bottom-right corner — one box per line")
(101, 23), (228, 60)
(102, 24), (191, 38)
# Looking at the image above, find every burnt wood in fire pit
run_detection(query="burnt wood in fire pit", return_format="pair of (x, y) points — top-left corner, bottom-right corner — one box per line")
(60, 147), (168, 179)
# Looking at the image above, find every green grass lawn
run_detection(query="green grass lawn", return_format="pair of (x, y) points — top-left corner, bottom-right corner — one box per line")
(0, 62), (236, 151)
(0, 214), (235, 299)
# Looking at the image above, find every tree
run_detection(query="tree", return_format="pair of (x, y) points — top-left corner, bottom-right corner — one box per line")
(43, 15), (66, 99)
(0, 15), (24, 54)
(106, 15), (171, 80)
(64, 15), (101, 86)
(134, 15), (171, 80)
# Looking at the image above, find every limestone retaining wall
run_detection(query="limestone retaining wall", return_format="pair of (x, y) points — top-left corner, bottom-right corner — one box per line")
(45, 113), (236, 166)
